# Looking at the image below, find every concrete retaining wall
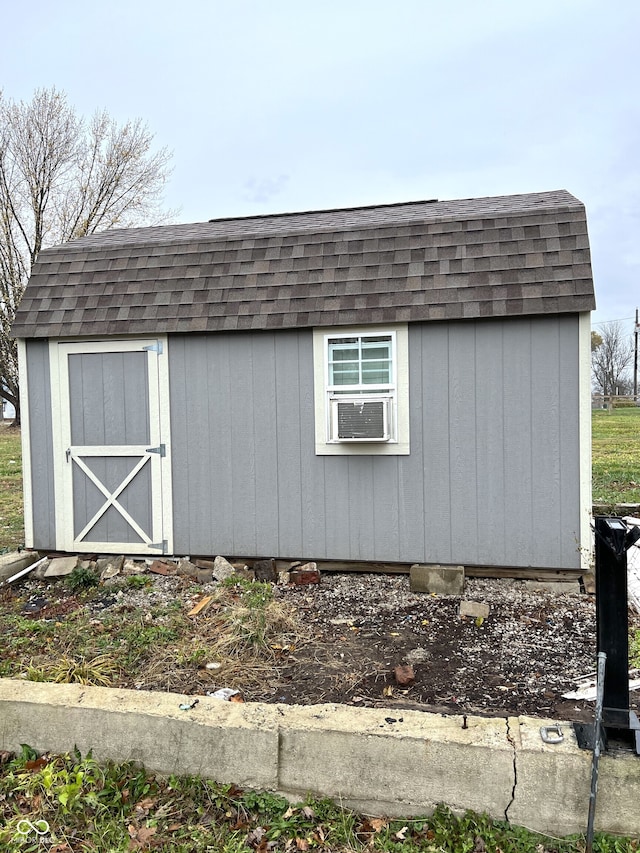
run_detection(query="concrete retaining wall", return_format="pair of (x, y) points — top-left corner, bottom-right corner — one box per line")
(0, 679), (638, 838)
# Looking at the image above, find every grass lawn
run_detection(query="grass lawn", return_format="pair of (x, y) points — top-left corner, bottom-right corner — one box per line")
(1, 747), (637, 852)
(592, 407), (640, 504)
(0, 424), (23, 551)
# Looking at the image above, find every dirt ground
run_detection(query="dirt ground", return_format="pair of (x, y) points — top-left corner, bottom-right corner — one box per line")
(8, 566), (640, 724)
(242, 573), (638, 723)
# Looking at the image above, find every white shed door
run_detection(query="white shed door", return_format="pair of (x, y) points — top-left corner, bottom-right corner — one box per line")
(52, 339), (172, 554)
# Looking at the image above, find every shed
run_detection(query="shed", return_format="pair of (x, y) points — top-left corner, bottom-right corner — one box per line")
(13, 189), (595, 572)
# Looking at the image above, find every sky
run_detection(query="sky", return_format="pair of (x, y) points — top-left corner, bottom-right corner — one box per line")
(2, 0), (639, 334)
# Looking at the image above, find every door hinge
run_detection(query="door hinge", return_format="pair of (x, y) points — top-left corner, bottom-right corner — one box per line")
(146, 444), (166, 457)
(142, 341), (163, 355)
(150, 540), (168, 553)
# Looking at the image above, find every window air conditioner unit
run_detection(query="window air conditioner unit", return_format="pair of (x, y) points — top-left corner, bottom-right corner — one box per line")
(329, 396), (391, 442)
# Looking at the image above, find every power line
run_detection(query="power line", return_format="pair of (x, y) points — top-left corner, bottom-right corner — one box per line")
(592, 316), (635, 326)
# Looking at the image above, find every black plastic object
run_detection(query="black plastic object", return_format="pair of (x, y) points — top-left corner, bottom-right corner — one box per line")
(574, 517), (640, 754)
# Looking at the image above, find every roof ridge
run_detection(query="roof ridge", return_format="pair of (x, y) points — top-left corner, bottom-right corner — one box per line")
(41, 190), (582, 256)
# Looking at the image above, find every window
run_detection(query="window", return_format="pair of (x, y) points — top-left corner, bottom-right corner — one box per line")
(327, 334), (395, 442)
(313, 325), (410, 455)
(327, 334), (393, 389)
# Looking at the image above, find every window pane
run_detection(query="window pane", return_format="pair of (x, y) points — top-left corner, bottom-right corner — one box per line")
(330, 365), (359, 385)
(362, 362), (390, 384)
(330, 347), (359, 362)
(361, 345), (390, 361)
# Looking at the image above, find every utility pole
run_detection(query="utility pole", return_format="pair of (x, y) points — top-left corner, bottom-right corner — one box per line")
(635, 308), (639, 403)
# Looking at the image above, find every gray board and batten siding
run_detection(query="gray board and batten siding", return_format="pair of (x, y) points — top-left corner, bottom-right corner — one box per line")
(168, 316), (583, 568)
(14, 190), (595, 571)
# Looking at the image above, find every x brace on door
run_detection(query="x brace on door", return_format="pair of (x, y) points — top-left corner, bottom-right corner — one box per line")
(68, 446), (155, 547)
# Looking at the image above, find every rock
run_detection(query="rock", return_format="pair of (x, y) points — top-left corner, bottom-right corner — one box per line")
(233, 567), (255, 581)
(100, 562), (121, 581)
(212, 555), (236, 581)
(44, 556), (78, 577)
(123, 558), (146, 575)
(253, 559), (277, 582)
(97, 556), (124, 579)
(196, 569), (214, 584)
(177, 560), (199, 578)
(278, 570), (290, 585)
(410, 564), (465, 595)
(33, 559), (51, 580)
(459, 600), (490, 620)
(520, 580), (581, 595)
(290, 562), (320, 585)
(394, 664), (415, 686)
(148, 560), (177, 576)
(406, 647), (431, 664)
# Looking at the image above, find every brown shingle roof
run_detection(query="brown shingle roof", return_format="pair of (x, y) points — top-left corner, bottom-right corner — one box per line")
(12, 190), (595, 339)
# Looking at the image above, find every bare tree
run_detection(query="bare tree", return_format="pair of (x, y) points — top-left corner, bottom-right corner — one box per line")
(0, 88), (174, 423)
(591, 320), (633, 398)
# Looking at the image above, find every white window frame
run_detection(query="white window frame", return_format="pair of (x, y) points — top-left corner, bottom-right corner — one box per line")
(313, 324), (410, 455)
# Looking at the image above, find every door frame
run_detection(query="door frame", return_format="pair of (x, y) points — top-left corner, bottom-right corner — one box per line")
(50, 337), (173, 554)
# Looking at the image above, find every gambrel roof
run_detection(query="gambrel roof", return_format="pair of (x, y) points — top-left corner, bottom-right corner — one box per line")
(12, 189), (595, 339)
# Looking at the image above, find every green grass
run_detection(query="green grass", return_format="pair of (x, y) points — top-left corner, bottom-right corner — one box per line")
(0, 747), (637, 852)
(631, 629), (640, 669)
(0, 424), (23, 551)
(592, 408), (640, 504)
(0, 594), (189, 685)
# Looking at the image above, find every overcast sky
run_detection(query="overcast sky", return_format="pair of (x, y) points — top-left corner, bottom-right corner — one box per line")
(3, 0), (638, 333)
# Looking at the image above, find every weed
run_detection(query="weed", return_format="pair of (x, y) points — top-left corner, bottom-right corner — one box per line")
(176, 643), (210, 666)
(90, 613), (187, 678)
(47, 653), (117, 686)
(65, 564), (100, 591)
(210, 579), (303, 659)
(21, 660), (50, 681)
(126, 573), (153, 589)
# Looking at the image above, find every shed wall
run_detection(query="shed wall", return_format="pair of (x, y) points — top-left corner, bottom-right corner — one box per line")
(24, 340), (56, 549)
(168, 315), (582, 568)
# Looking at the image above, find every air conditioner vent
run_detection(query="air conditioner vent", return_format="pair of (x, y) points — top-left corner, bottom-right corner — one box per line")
(329, 397), (390, 442)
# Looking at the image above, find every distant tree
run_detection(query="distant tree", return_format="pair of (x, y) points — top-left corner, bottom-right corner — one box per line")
(0, 87), (174, 423)
(591, 321), (633, 397)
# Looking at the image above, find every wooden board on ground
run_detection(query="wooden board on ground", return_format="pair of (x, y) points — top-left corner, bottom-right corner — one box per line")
(230, 558), (584, 582)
